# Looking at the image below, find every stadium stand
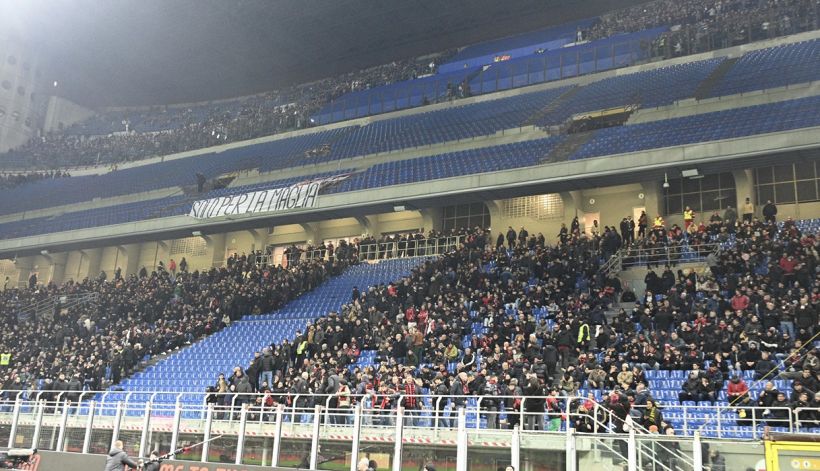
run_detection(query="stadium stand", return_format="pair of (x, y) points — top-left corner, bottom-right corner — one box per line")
(571, 95), (820, 159)
(437, 18), (596, 73)
(468, 28), (669, 95)
(0, 2), (818, 468)
(707, 38), (820, 97)
(2, 0), (816, 170)
(1, 37), (818, 232)
(121, 257), (425, 396)
(24, 217), (802, 441)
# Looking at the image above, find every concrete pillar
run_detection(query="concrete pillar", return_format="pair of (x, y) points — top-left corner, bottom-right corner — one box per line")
(299, 223), (320, 245)
(640, 181), (663, 218)
(732, 169), (754, 208)
(120, 244), (142, 277)
(154, 241), (170, 270)
(204, 234), (227, 268)
(419, 207), (443, 232)
(484, 201), (503, 234)
(81, 248), (103, 280)
(14, 256), (35, 289)
(354, 216), (380, 237)
(562, 191), (582, 219)
(248, 229), (270, 253)
(46, 253), (69, 285)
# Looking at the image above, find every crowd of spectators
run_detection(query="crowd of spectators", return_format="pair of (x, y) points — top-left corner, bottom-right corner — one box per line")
(0, 171), (70, 189)
(0, 252), (354, 405)
(589, 0), (818, 58)
(205, 213), (817, 439)
(2, 1), (815, 170)
(1, 57), (438, 169)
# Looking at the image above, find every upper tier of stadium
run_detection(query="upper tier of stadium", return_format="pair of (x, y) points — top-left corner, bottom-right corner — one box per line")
(0, 32), (817, 247)
(2, 0), (817, 169)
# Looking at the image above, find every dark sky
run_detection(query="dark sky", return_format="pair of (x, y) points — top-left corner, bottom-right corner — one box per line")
(1, 0), (643, 108)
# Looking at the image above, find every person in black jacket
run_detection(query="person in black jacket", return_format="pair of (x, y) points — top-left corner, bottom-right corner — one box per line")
(522, 374), (545, 431)
(506, 227), (517, 249)
(762, 200), (777, 223)
(142, 451), (161, 471)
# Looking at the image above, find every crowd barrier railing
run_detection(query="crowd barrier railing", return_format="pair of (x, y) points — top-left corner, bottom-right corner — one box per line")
(2, 390), (818, 470)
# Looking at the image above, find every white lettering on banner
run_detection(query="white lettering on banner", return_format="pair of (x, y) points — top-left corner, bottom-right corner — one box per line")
(188, 175), (349, 219)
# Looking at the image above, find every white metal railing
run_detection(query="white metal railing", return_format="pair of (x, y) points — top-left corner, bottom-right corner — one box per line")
(356, 235), (465, 260)
(628, 402), (800, 439)
(1, 389), (810, 469)
(620, 242), (721, 269)
(600, 241), (721, 276)
(252, 235), (465, 267)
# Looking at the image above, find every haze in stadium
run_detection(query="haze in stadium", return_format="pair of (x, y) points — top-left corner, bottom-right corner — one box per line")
(0, 1), (818, 470)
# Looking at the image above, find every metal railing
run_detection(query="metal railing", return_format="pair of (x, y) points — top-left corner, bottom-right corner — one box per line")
(253, 235), (465, 267)
(629, 402), (797, 440)
(15, 291), (99, 322)
(600, 241), (721, 276)
(1, 389), (811, 470)
(357, 235), (465, 260)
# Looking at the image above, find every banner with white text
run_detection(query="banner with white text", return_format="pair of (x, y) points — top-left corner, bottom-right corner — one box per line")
(189, 174), (349, 219)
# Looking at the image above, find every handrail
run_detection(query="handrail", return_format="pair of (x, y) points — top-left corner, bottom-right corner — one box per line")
(253, 234), (465, 267)
(599, 241), (721, 276)
(3, 389), (815, 439)
(1, 387), (816, 471)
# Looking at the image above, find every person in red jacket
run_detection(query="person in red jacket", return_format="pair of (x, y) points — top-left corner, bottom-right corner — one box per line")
(727, 376), (751, 406)
(731, 290), (750, 312)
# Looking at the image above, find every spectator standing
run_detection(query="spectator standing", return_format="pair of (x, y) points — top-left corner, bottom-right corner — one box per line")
(742, 197), (755, 223)
(762, 200), (778, 223)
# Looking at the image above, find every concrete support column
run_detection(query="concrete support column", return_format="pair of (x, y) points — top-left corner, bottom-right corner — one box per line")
(419, 207), (443, 232)
(299, 223), (320, 246)
(640, 181), (662, 218)
(81, 248), (103, 280)
(248, 228), (270, 253)
(46, 252), (68, 285)
(154, 241), (170, 270)
(484, 201), (503, 234)
(14, 256), (35, 289)
(562, 191), (583, 219)
(732, 169), (755, 209)
(120, 244), (142, 278)
(203, 233), (227, 268)
(354, 216), (380, 237)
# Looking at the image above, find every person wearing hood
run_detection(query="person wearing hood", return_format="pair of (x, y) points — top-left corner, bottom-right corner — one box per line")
(236, 375), (253, 409)
(104, 440), (140, 471)
(260, 348), (275, 388)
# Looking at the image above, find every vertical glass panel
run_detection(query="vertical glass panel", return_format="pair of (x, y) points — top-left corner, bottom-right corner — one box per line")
(175, 432), (205, 461)
(774, 182), (796, 204)
(519, 432), (566, 470)
(88, 428), (113, 455)
(278, 438), (312, 468)
(701, 439), (766, 471)
(208, 434), (238, 463)
(242, 436), (274, 466)
(63, 426), (86, 452)
(404, 444), (457, 471)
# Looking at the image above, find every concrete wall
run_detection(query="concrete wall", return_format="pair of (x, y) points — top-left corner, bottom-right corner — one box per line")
(42, 95), (96, 134)
(0, 35), (42, 154)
